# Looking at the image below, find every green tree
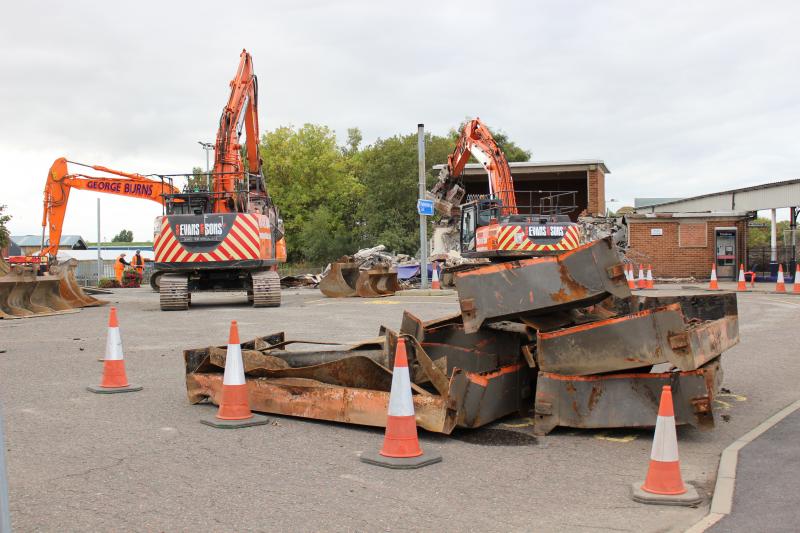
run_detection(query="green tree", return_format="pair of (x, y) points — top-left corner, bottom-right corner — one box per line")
(748, 218), (790, 247)
(187, 166), (209, 191)
(112, 229), (134, 242)
(352, 132), (454, 254)
(342, 127), (362, 156)
(450, 119), (532, 162)
(0, 205), (11, 250)
(260, 124), (364, 262)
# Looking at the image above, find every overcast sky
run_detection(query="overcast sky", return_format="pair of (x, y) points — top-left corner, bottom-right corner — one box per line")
(1, 1), (798, 242)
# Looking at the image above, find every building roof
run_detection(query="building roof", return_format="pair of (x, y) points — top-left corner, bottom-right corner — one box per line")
(58, 249), (155, 261)
(634, 197), (684, 208)
(11, 234), (87, 248)
(432, 160), (610, 174)
(626, 211), (753, 221)
(634, 178), (800, 213)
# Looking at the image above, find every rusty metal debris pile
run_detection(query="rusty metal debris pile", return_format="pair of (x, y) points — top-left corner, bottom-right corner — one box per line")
(185, 237), (739, 436)
(0, 258), (106, 319)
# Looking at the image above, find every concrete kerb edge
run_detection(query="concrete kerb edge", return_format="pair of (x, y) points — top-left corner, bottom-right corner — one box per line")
(685, 398), (800, 533)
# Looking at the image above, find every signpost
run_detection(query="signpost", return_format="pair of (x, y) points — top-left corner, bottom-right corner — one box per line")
(417, 124), (428, 289)
(417, 199), (434, 217)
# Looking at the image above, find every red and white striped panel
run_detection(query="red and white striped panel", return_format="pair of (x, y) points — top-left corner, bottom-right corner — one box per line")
(154, 214), (263, 263)
(496, 224), (582, 252)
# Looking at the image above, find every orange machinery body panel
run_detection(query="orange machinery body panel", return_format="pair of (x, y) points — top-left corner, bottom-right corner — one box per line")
(153, 213), (284, 268)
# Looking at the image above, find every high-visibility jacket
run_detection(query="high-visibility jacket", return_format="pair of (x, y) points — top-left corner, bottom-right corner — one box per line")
(131, 254), (144, 272)
(114, 255), (128, 281)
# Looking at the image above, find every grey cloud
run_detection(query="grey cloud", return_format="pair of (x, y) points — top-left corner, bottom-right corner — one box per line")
(1, 0), (798, 239)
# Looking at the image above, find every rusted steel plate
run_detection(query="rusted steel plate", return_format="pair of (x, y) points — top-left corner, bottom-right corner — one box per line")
(532, 358), (722, 435)
(395, 311), (530, 376)
(603, 291), (738, 322)
(450, 363), (533, 428)
(318, 261), (360, 297)
(185, 330), (533, 434)
(187, 372), (454, 433)
(454, 237), (629, 334)
(185, 334), (389, 372)
(536, 304), (739, 375)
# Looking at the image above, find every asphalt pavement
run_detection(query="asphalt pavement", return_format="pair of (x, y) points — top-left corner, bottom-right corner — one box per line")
(708, 409), (800, 533)
(1, 287), (799, 531)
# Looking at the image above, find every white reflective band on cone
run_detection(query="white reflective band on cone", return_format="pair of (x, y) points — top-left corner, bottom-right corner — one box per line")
(387, 366), (415, 417)
(649, 415), (679, 462)
(105, 327), (123, 361)
(223, 343), (246, 386)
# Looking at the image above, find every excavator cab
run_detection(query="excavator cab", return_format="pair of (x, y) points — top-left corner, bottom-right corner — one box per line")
(460, 197), (505, 253)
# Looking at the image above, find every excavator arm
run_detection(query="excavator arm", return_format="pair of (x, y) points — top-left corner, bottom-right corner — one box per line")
(212, 49), (263, 212)
(428, 118), (517, 217)
(41, 157), (180, 257)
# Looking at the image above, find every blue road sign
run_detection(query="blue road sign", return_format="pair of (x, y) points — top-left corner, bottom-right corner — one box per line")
(417, 199), (434, 216)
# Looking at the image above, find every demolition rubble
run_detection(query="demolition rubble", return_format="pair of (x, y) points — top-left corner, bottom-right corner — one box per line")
(185, 237), (738, 435)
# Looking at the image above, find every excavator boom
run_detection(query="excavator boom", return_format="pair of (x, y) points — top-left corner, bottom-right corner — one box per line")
(429, 118), (517, 217)
(212, 49), (263, 212)
(41, 157), (179, 257)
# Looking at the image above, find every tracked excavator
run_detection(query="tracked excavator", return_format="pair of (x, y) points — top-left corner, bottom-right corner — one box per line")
(151, 49), (286, 310)
(428, 118), (582, 260)
(0, 158), (180, 318)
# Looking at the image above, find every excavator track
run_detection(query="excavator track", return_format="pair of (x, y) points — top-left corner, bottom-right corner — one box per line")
(160, 274), (190, 311)
(250, 270), (281, 308)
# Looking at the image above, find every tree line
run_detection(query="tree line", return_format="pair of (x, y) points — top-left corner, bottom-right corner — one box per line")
(253, 122), (530, 263)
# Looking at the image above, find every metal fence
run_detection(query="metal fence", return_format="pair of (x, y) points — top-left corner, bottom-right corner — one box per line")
(747, 246), (798, 278)
(73, 260), (154, 286)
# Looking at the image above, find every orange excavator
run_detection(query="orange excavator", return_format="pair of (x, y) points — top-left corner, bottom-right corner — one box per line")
(429, 118), (581, 259)
(40, 157), (180, 257)
(0, 158), (175, 319)
(151, 49), (287, 310)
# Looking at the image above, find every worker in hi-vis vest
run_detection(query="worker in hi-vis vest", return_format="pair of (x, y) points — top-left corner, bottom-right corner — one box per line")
(131, 250), (144, 275)
(114, 253), (130, 282)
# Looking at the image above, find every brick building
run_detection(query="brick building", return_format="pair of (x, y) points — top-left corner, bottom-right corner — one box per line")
(432, 160), (609, 219)
(626, 213), (750, 279)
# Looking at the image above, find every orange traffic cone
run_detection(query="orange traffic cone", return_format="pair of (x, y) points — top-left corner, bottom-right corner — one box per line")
(87, 307), (142, 394)
(360, 337), (442, 468)
(626, 264), (636, 290)
(431, 264), (441, 290)
(776, 264), (786, 293)
(646, 265), (654, 289)
(631, 385), (701, 505)
(636, 264), (646, 289)
(201, 320), (268, 428)
(794, 265), (800, 294)
(736, 264), (747, 291)
(708, 264), (720, 290)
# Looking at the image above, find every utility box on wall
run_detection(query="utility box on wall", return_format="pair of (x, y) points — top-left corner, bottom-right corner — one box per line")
(714, 228), (737, 280)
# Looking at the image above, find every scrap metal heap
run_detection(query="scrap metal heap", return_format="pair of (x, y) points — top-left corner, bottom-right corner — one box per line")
(0, 256), (105, 319)
(185, 237), (739, 435)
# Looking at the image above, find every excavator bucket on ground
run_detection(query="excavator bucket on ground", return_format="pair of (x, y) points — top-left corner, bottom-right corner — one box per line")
(319, 261), (400, 298)
(49, 259), (105, 308)
(0, 258), (105, 319)
(318, 261), (360, 297)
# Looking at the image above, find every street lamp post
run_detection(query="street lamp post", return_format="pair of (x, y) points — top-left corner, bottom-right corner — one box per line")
(198, 141), (214, 191)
